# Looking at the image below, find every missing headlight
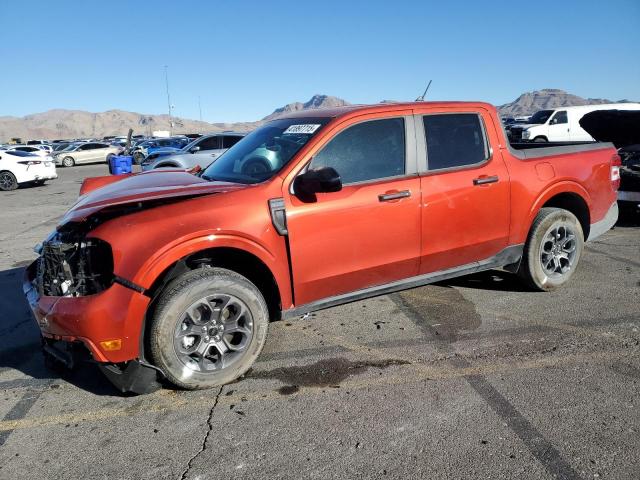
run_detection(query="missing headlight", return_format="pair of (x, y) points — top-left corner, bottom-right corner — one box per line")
(38, 234), (114, 297)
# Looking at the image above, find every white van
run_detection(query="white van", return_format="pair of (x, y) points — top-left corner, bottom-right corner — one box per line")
(513, 103), (640, 142)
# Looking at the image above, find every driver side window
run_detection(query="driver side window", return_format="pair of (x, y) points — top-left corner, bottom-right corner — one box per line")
(551, 111), (567, 124)
(310, 118), (405, 184)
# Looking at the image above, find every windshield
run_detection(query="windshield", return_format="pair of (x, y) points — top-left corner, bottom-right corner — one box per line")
(201, 118), (330, 184)
(529, 110), (554, 124)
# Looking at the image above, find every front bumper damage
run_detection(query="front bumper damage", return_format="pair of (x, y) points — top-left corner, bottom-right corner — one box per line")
(23, 257), (162, 394)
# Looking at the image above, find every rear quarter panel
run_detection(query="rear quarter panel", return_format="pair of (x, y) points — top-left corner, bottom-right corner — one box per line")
(503, 146), (616, 244)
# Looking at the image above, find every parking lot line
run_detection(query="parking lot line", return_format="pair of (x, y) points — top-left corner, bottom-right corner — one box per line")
(0, 349), (629, 435)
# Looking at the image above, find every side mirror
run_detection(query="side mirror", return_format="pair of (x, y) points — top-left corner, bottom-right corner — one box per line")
(190, 146), (201, 153)
(294, 166), (342, 197)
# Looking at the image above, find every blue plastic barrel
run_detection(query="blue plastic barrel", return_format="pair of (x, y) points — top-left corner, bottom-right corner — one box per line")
(109, 155), (133, 175)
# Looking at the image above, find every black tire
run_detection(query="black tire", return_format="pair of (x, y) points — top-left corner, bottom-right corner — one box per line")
(0, 171), (18, 191)
(62, 156), (75, 167)
(133, 152), (145, 165)
(533, 136), (547, 143)
(149, 267), (269, 390)
(517, 207), (584, 291)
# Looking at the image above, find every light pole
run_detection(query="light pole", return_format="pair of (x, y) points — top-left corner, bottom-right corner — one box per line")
(164, 65), (173, 134)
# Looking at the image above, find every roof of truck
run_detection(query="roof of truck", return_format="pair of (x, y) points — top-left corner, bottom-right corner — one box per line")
(276, 101), (497, 120)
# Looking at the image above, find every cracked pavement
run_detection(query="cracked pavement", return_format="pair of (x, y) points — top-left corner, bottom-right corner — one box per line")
(0, 165), (638, 479)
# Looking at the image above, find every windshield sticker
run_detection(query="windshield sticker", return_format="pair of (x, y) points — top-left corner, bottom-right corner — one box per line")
(283, 124), (321, 135)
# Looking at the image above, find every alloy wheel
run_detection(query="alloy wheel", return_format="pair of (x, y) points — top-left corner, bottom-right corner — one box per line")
(0, 172), (17, 191)
(539, 224), (577, 277)
(173, 293), (254, 373)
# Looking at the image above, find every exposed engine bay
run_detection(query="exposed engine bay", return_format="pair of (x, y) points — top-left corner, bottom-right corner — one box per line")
(37, 229), (113, 297)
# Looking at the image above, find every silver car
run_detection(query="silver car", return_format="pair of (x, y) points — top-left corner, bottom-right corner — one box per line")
(141, 133), (245, 171)
(54, 142), (122, 167)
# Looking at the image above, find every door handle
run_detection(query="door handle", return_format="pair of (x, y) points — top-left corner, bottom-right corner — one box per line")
(473, 176), (499, 186)
(378, 190), (411, 202)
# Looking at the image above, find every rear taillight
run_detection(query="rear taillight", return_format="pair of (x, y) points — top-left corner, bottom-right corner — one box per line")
(17, 161), (42, 166)
(611, 153), (622, 190)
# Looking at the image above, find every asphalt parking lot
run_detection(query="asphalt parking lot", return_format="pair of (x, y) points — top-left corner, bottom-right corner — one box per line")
(0, 165), (638, 480)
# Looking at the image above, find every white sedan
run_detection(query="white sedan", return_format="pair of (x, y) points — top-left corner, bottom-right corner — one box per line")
(0, 150), (57, 191)
(5, 145), (52, 158)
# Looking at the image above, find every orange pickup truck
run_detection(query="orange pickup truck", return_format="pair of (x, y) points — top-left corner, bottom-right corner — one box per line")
(24, 101), (620, 393)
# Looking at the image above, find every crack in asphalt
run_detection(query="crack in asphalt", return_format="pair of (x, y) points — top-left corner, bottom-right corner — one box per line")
(178, 386), (223, 480)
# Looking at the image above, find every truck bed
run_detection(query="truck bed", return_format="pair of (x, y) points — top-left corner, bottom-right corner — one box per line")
(508, 141), (614, 159)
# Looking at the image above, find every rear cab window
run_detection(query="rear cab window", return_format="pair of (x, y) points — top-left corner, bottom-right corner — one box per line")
(420, 113), (489, 172)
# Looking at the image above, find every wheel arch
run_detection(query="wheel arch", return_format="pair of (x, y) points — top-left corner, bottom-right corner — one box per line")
(146, 246), (283, 321)
(520, 183), (591, 243)
(139, 245), (284, 365)
(155, 162), (180, 169)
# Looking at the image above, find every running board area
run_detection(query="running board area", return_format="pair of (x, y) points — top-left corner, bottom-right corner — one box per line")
(281, 244), (523, 319)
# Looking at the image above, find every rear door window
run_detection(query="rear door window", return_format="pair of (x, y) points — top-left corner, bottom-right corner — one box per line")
(310, 118), (406, 184)
(422, 114), (488, 171)
(222, 136), (242, 148)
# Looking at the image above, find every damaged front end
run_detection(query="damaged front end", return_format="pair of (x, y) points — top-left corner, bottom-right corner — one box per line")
(37, 229), (114, 297)
(26, 222), (162, 395)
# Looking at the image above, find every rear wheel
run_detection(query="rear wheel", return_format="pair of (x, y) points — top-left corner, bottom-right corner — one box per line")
(517, 208), (584, 291)
(149, 268), (269, 389)
(62, 156), (75, 167)
(0, 171), (18, 191)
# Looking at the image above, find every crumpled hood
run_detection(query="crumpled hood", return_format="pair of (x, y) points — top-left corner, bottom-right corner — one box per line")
(580, 110), (640, 148)
(60, 169), (248, 225)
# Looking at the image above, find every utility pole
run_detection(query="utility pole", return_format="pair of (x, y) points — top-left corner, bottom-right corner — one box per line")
(198, 96), (203, 122)
(164, 65), (173, 134)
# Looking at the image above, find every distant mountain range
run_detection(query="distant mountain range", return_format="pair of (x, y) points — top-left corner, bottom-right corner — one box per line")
(497, 89), (635, 117)
(1, 90), (635, 141)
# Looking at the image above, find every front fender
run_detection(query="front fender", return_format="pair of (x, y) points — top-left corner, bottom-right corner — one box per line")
(132, 232), (293, 309)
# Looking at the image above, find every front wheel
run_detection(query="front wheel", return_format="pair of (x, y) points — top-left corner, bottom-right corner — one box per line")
(517, 208), (584, 291)
(533, 136), (548, 143)
(62, 156), (75, 167)
(133, 152), (145, 165)
(149, 268), (269, 390)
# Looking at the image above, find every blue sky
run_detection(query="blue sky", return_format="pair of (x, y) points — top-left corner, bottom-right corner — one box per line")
(1, 0), (639, 122)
